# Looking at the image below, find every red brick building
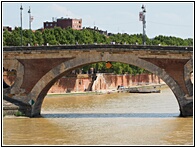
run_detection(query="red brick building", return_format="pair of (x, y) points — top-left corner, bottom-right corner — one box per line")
(3, 26), (12, 31)
(44, 17), (82, 30)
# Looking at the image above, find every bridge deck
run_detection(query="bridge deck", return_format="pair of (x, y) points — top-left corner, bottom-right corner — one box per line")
(3, 45), (193, 52)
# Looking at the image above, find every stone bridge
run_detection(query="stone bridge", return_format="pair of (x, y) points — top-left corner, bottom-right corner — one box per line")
(3, 45), (193, 117)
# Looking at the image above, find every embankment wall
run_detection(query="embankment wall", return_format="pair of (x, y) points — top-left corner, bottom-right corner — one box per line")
(48, 73), (164, 93)
(3, 72), (164, 93)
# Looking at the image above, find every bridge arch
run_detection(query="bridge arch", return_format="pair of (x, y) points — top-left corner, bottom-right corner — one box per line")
(28, 52), (191, 117)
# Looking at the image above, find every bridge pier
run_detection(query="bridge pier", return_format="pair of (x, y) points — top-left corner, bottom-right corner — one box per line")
(178, 95), (193, 117)
(180, 102), (193, 117)
(3, 94), (32, 117)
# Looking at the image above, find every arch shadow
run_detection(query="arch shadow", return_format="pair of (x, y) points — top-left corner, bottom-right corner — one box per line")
(42, 113), (180, 119)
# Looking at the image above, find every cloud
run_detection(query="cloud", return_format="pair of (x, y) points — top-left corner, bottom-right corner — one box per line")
(82, 15), (94, 26)
(162, 13), (181, 22)
(153, 12), (182, 24)
(50, 3), (79, 18)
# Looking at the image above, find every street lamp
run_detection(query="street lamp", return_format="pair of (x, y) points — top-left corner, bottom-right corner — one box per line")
(28, 6), (31, 30)
(139, 4), (146, 45)
(20, 4), (23, 46)
(28, 6), (31, 45)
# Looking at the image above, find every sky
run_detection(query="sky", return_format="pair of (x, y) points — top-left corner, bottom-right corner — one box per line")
(2, 1), (194, 39)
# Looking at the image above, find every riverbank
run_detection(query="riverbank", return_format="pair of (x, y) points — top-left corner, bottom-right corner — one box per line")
(47, 73), (164, 93)
(46, 83), (167, 97)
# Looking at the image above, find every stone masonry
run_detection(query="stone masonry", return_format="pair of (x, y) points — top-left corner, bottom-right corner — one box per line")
(3, 45), (193, 117)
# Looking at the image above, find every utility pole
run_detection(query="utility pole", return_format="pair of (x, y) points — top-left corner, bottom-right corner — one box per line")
(20, 4), (23, 46)
(28, 6), (31, 46)
(139, 4), (146, 45)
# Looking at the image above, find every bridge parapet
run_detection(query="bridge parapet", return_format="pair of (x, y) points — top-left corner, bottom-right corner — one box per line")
(3, 45), (193, 51)
(3, 45), (193, 62)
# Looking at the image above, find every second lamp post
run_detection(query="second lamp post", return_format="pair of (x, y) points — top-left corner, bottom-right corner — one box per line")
(139, 4), (146, 45)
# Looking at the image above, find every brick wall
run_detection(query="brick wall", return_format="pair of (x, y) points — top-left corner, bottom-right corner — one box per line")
(3, 72), (164, 93)
(48, 73), (164, 93)
(48, 75), (92, 93)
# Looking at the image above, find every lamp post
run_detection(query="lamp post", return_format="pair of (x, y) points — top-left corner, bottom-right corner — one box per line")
(20, 4), (23, 46)
(28, 6), (31, 46)
(139, 4), (146, 45)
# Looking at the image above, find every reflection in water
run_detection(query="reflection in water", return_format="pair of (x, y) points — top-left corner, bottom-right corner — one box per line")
(3, 87), (193, 145)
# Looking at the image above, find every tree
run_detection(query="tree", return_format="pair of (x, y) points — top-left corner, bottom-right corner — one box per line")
(42, 29), (58, 45)
(75, 30), (85, 44)
(64, 28), (75, 44)
(7, 28), (21, 46)
(82, 29), (94, 44)
(3, 29), (10, 46)
(53, 27), (67, 44)
(34, 30), (44, 45)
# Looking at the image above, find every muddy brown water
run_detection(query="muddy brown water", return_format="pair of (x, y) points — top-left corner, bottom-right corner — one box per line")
(3, 87), (193, 145)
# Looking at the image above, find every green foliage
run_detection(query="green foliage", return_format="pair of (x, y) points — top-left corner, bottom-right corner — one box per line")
(151, 35), (192, 46)
(3, 27), (192, 46)
(3, 29), (12, 46)
(14, 111), (25, 116)
(34, 30), (44, 45)
(3, 27), (193, 75)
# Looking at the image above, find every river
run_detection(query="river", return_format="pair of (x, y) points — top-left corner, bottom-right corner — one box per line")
(3, 86), (193, 146)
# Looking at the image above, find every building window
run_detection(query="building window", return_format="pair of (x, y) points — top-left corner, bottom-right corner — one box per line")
(46, 24), (48, 26)
(50, 24), (53, 26)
